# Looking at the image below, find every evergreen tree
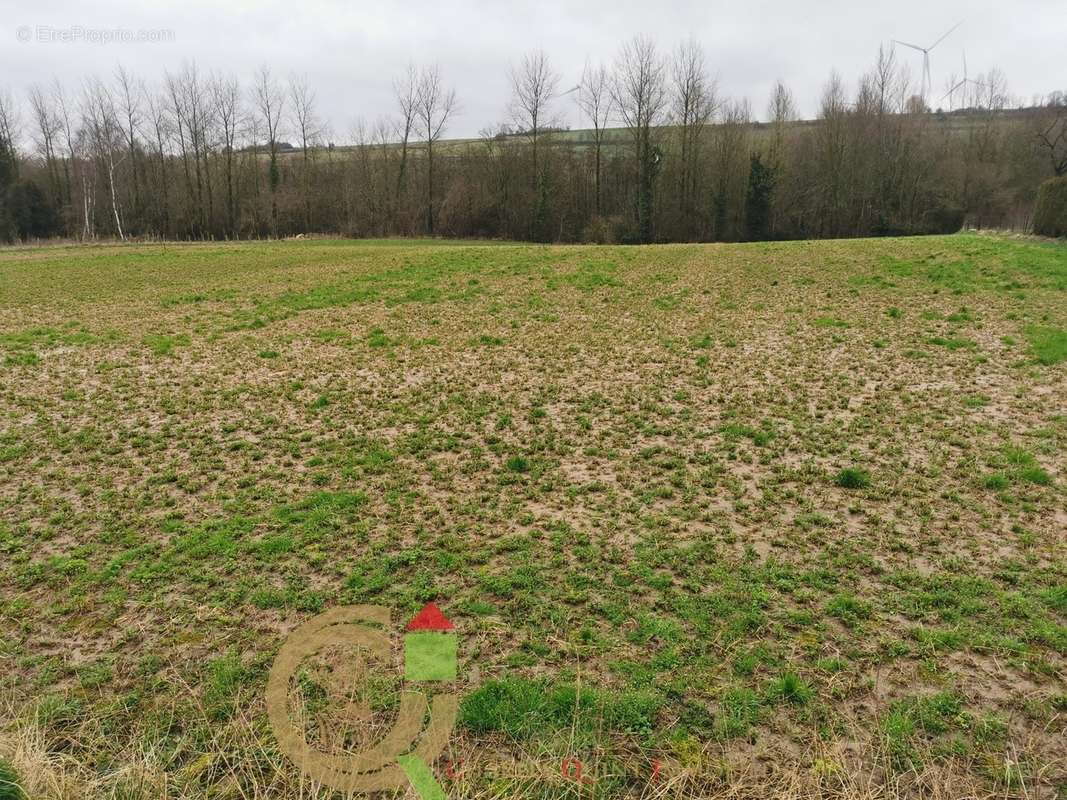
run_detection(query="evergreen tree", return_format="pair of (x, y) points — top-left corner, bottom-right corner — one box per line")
(744, 153), (777, 241)
(11, 180), (61, 239)
(0, 125), (17, 242)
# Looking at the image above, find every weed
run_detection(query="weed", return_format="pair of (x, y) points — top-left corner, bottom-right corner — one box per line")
(827, 593), (873, 626)
(505, 455), (530, 473)
(367, 327), (391, 347)
(814, 317), (850, 328)
(835, 467), (871, 489)
(204, 651), (247, 721)
(882, 692), (964, 770)
(927, 335), (977, 350)
(766, 671), (813, 705)
(716, 687), (763, 738)
(984, 473), (1010, 491)
(1017, 466), (1052, 486)
(143, 333), (190, 356)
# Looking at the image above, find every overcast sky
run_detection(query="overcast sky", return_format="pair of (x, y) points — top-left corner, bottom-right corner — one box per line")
(3, 0), (1064, 141)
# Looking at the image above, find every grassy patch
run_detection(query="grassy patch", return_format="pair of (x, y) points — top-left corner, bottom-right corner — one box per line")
(1024, 326), (1067, 365)
(834, 467), (871, 489)
(143, 333), (191, 356)
(0, 759), (25, 800)
(460, 677), (662, 740)
(765, 672), (813, 705)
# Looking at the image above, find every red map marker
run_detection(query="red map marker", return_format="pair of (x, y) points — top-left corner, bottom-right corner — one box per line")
(405, 602), (455, 632)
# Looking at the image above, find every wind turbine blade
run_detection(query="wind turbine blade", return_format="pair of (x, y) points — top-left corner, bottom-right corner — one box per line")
(928, 19), (963, 51)
(941, 80), (965, 102)
(892, 39), (926, 52)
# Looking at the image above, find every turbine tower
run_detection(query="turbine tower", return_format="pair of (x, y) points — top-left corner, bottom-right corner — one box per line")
(893, 20), (963, 106)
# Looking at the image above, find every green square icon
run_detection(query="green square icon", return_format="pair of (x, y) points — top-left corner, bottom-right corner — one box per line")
(404, 632), (457, 681)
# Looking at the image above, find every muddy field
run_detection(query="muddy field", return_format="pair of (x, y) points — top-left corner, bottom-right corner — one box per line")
(0, 234), (1064, 799)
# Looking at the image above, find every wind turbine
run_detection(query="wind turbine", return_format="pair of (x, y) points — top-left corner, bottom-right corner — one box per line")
(893, 20), (963, 105)
(942, 52), (990, 110)
(553, 84), (581, 130)
(942, 51), (969, 109)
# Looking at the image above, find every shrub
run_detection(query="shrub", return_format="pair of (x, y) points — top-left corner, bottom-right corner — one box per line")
(1032, 176), (1067, 237)
(580, 215), (622, 244)
(921, 203), (965, 234)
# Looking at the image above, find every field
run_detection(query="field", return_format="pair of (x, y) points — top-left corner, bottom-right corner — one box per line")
(285, 107), (1047, 159)
(0, 234), (1064, 799)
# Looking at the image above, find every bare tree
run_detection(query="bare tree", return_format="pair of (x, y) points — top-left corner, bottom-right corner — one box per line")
(0, 47), (1051, 245)
(145, 85), (173, 236)
(27, 85), (63, 206)
(1035, 92), (1066, 176)
(0, 88), (18, 166)
(52, 81), (90, 237)
(164, 70), (193, 233)
(393, 64), (418, 216)
(612, 35), (669, 243)
(253, 65), (285, 236)
(979, 68), (1010, 112)
(114, 65), (145, 229)
(577, 60), (613, 216)
(0, 89), (15, 143)
(414, 65), (457, 235)
(0, 88), (18, 240)
(82, 78), (128, 240)
(872, 46), (905, 116)
(212, 73), (243, 236)
(47, 81), (74, 210)
(767, 79), (796, 163)
(711, 99), (751, 239)
(166, 63), (215, 236)
(670, 39), (717, 236)
(509, 49), (560, 185)
(764, 80), (797, 236)
(815, 70), (852, 235)
(289, 74), (321, 232)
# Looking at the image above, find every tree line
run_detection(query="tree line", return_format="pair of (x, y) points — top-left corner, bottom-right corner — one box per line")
(1, 36), (1065, 244)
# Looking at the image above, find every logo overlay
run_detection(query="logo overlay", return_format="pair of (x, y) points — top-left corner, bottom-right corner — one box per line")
(266, 604), (458, 797)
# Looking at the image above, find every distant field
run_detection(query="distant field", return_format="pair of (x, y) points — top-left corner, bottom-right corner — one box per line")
(279, 106), (1046, 158)
(0, 234), (1064, 799)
